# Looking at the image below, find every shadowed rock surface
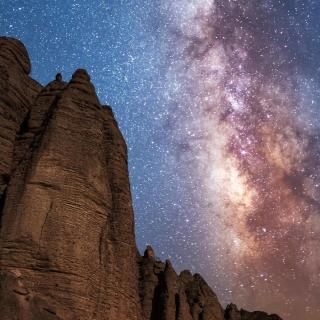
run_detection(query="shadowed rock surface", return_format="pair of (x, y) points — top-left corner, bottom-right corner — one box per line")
(224, 304), (282, 320)
(0, 37), (283, 320)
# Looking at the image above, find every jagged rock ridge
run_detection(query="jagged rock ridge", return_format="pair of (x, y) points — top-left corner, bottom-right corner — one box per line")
(0, 37), (282, 320)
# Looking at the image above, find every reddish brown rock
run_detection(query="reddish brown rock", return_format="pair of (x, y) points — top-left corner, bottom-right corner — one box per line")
(0, 37), (283, 320)
(0, 38), (141, 319)
(0, 37), (41, 203)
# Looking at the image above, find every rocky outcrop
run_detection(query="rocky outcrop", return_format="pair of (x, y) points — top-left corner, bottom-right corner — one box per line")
(0, 37), (283, 320)
(225, 304), (282, 320)
(139, 246), (280, 320)
(139, 246), (225, 320)
(0, 37), (41, 206)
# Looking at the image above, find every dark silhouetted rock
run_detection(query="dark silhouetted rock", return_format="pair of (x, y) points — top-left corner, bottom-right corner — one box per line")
(55, 73), (62, 82)
(225, 304), (283, 320)
(0, 37), (283, 320)
(225, 304), (241, 320)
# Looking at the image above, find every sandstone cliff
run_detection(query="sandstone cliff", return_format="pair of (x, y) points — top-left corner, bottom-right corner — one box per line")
(0, 37), (282, 320)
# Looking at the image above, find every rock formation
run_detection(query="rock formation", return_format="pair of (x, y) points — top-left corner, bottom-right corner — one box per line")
(0, 37), (283, 320)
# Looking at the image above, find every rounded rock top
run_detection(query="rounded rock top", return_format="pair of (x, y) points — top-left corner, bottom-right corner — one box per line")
(55, 73), (63, 82)
(72, 69), (91, 82)
(0, 37), (31, 74)
(144, 245), (155, 259)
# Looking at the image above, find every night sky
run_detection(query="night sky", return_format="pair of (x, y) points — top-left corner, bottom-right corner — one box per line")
(1, 1), (320, 319)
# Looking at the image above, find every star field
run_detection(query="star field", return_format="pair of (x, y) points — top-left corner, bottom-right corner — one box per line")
(1, 1), (320, 319)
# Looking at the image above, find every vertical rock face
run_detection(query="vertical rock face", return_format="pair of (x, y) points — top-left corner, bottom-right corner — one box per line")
(0, 37), (41, 204)
(0, 38), (140, 320)
(0, 37), (283, 320)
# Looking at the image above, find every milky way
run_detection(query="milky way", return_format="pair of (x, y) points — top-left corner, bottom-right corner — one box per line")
(1, 1), (320, 319)
(160, 1), (320, 318)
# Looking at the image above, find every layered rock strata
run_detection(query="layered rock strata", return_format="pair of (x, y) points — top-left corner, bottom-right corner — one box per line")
(0, 37), (282, 320)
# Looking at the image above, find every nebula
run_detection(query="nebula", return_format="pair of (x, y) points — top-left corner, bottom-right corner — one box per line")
(161, 1), (320, 319)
